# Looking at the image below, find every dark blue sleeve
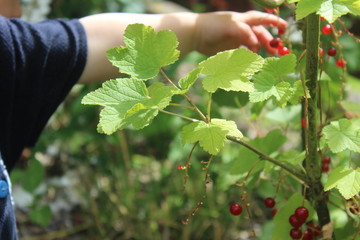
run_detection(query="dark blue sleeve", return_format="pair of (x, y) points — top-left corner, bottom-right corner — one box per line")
(0, 16), (87, 171)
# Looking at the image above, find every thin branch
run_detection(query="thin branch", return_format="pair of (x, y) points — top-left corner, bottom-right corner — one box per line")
(226, 136), (307, 183)
(159, 109), (198, 122)
(169, 103), (195, 110)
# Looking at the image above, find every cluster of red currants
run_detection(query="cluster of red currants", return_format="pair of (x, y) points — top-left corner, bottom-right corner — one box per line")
(269, 35), (290, 56)
(289, 206), (321, 239)
(321, 22), (346, 68)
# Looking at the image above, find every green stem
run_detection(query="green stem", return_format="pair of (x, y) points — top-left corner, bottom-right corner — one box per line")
(169, 103), (195, 110)
(159, 109), (198, 122)
(304, 13), (332, 230)
(226, 136), (307, 183)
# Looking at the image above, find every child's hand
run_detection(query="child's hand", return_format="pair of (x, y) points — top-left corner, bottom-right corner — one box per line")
(194, 11), (287, 56)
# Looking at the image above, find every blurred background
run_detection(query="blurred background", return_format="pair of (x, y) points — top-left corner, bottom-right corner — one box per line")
(11, 0), (360, 239)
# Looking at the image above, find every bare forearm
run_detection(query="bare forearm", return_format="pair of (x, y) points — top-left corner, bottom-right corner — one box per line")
(78, 12), (197, 84)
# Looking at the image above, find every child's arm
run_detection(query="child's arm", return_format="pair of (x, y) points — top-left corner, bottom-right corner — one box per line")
(78, 11), (287, 84)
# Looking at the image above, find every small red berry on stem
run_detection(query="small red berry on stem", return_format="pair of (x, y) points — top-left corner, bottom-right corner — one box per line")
(295, 206), (309, 222)
(327, 47), (337, 57)
(264, 8), (276, 13)
(278, 46), (290, 56)
(289, 214), (303, 228)
(322, 163), (330, 173)
(319, 48), (324, 57)
(290, 228), (302, 239)
(229, 203), (243, 216)
(322, 156), (331, 164)
(270, 37), (282, 48)
(303, 229), (314, 240)
(271, 208), (278, 217)
(278, 26), (286, 35)
(322, 24), (332, 35)
(264, 197), (276, 208)
(336, 58), (346, 68)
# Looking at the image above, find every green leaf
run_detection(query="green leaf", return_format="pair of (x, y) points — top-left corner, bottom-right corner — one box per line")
(82, 78), (176, 134)
(23, 159), (45, 193)
(249, 54), (302, 107)
(296, 0), (323, 20)
(29, 205), (52, 227)
(106, 24), (179, 80)
(337, 0), (360, 15)
(340, 101), (360, 117)
(322, 118), (360, 153)
(317, 0), (350, 23)
(178, 67), (202, 93)
(181, 119), (242, 155)
(272, 193), (314, 240)
(198, 48), (264, 93)
(324, 166), (360, 199)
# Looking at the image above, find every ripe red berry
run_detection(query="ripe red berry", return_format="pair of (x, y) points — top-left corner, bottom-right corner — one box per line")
(320, 16), (325, 21)
(303, 229), (314, 240)
(289, 214), (303, 228)
(322, 163), (330, 173)
(349, 203), (360, 214)
(327, 47), (337, 57)
(322, 156), (331, 164)
(278, 26), (286, 35)
(336, 58), (346, 68)
(229, 203), (243, 216)
(278, 46), (290, 56)
(301, 118), (306, 128)
(271, 208), (278, 217)
(270, 37), (281, 48)
(307, 223), (321, 236)
(295, 206), (309, 221)
(290, 228), (302, 239)
(322, 24), (332, 35)
(319, 48), (324, 57)
(264, 8), (276, 13)
(264, 197), (276, 208)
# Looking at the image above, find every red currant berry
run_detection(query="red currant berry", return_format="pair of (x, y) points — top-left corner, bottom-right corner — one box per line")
(278, 46), (290, 56)
(327, 47), (337, 57)
(320, 16), (325, 21)
(270, 37), (281, 48)
(319, 48), (324, 57)
(278, 26), (286, 35)
(349, 203), (360, 214)
(322, 156), (331, 164)
(295, 206), (309, 222)
(290, 228), (303, 239)
(301, 118), (306, 128)
(271, 208), (278, 217)
(303, 229), (314, 240)
(336, 58), (346, 68)
(289, 214), (303, 228)
(229, 203), (242, 216)
(322, 163), (330, 173)
(307, 223), (321, 236)
(264, 197), (276, 208)
(264, 8), (276, 13)
(322, 24), (332, 35)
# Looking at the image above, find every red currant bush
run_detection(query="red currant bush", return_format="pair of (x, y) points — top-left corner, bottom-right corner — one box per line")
(264, 197), (276, 208)
(229, 203), (242, 216)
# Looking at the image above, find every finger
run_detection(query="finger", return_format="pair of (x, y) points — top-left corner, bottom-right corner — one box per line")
(252, 25), (277, 54)
(237, 22), (260, 52)
(242, 10), (287, 28)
